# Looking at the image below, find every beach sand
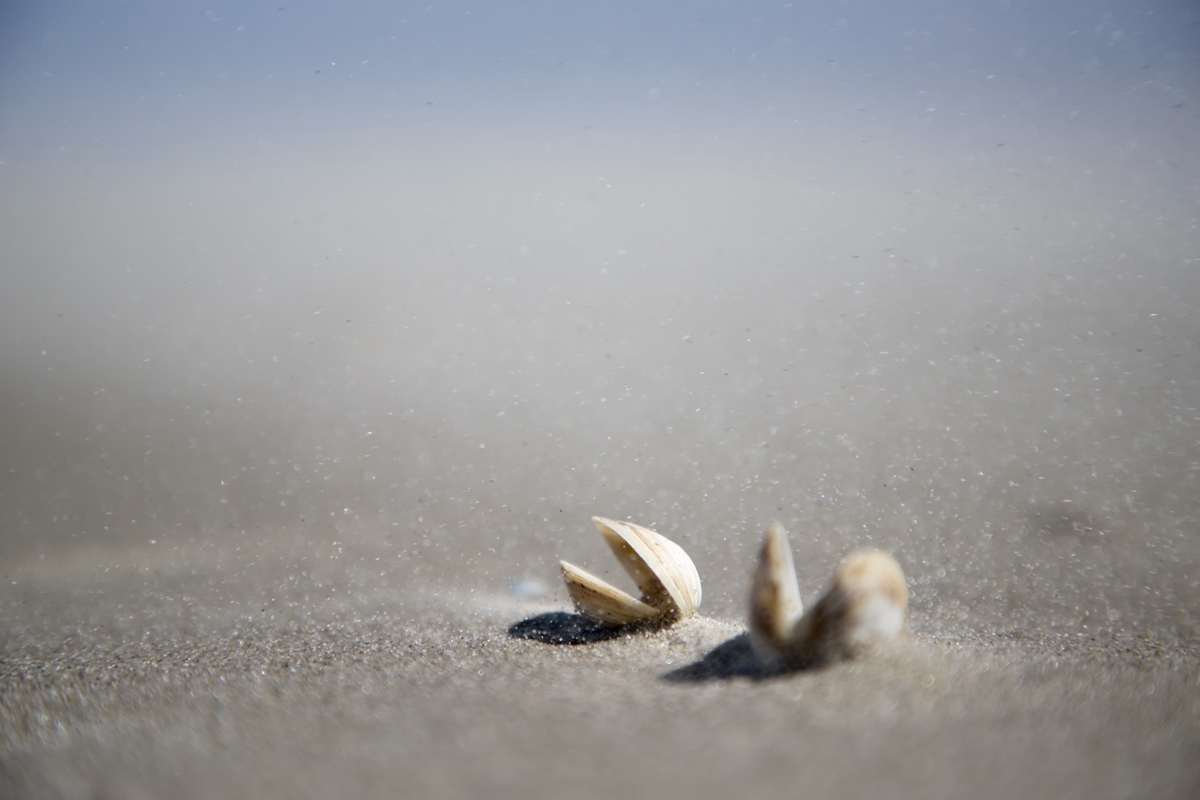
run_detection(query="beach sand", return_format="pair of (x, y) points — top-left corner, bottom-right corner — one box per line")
(1, 154), (1198, 798)
(1, 536), (1197, 799)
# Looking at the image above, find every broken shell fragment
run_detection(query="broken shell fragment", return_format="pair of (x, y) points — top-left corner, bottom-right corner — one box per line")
(749, 523), (907, 669)
(560, 517), (702, 627)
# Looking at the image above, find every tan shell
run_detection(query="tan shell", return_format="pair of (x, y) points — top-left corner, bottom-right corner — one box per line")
(748, 523), (907, 668)
(558, 561), (660, 626)
(560, 517), (702, 627)
(747, 521), (804, 665)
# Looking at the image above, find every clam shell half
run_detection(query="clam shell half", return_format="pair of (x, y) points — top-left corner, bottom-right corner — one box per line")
(749, 522), (907, 668)
(747, 521), (804, 664)
(560, 517), (702, 627)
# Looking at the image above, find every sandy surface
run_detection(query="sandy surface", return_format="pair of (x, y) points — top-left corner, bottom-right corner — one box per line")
(1, 152), (1199, 798)
(1, 536), (1198, 800)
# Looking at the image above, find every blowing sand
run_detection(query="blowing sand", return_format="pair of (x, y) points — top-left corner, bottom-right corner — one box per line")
(1, 154), (1198, 798)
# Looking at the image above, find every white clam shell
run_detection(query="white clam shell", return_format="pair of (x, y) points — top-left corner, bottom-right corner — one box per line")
(558, 561), (661, 627)
(749, 523), (907, 668)
(560, 517), (702, 627)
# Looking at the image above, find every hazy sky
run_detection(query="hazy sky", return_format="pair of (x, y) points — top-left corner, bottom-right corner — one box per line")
(2, 1), (1196, 185)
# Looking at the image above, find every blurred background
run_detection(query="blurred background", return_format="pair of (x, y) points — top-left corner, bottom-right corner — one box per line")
(1, 0), (1198, 636)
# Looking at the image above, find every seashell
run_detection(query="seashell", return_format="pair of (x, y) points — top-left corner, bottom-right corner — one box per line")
(560, 517), (702, 627)
(749, 523), (907, 669)
(747, 521), (804, 666)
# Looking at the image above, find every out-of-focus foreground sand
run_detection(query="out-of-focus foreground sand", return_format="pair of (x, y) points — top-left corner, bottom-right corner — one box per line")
(1, 154), (1198, 798)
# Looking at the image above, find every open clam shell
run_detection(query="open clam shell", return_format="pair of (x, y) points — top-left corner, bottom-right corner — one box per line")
(749, 523), (907, 668)
(560, 517), (702, 627)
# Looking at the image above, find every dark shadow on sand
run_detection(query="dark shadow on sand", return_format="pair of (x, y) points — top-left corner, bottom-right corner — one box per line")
(661, 632), (819, 682)
(508, 612), (631, 645)
(510, 618), (826, 680)
(510, 617), (823, 680)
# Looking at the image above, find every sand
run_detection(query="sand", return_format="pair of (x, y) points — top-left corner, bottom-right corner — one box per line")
(1, 536), (1197, 800)
(1, 153), (1199, 798)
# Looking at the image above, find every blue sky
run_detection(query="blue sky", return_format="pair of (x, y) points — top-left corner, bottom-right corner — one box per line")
(2, 0), (1195, 178)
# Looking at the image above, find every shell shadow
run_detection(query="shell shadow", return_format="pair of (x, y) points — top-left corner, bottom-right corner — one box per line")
(509, 615), (823, 680)
(661, 632), (818, 682)
(507, 612), (631, 645)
